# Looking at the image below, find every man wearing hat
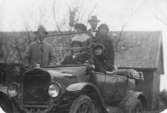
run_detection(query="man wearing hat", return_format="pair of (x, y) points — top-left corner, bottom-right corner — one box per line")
(61, 39), (90, 65)
(25, 25), (56, 67)
(88, 15), (100, 37)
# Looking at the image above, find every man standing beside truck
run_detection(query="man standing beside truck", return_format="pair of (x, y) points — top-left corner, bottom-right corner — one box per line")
(25, 25), (56, 67)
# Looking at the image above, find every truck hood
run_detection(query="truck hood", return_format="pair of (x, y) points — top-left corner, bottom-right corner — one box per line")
(42, 65), (89, 89)
(43, 66), (88, 79)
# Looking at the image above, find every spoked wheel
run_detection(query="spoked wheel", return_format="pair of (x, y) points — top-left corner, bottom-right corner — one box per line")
(69, 95), (97, 113)
(76, 103), (93, 113)
(128, 99), (143, 113)
(134, 101), (143, 113)
(120, 97), (144, 113)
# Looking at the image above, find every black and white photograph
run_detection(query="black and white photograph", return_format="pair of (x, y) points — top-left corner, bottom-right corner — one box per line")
(0, 0), (167, 113)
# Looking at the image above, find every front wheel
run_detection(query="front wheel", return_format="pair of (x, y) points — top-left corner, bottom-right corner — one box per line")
(69, 95), (98, 113)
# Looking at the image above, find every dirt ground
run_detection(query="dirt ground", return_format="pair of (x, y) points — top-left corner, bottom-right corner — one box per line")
(107, 106), (160, 113)
(107, 110), (159, 113)
(144, 111), (160, 113)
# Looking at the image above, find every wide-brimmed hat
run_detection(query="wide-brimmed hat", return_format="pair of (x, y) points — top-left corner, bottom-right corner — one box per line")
(35, 25), (48, 34)
(92, 43), (105, 50)
(88, 16), (100, 23)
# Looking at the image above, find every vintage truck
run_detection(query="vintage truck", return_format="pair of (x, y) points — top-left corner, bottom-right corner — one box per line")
(3, 63), (146, 113)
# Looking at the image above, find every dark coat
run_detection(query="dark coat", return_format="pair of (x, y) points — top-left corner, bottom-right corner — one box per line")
(87, 29), (97, 38)
(93, 33), (115, 69)
(93, 55), (106, 73)
(93, 54), (114, 73)
(61, 52), (90, 65)
(61, 55), (76, 65)
(25, 41), (56, 67)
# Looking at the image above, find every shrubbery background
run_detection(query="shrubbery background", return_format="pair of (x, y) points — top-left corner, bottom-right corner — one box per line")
(0, 32), (73, 64)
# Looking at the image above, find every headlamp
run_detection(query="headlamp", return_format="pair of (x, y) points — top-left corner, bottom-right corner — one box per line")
(48, 83), (60, 98)
(7, 83), (18, 98)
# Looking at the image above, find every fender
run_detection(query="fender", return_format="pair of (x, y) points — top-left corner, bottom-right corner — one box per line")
(66, 82), (105, 107)
(66, 82), (91, 91)
(0, 92), (13, 113)
(0, 86), (7, 95)
(127, 90), (143, 98)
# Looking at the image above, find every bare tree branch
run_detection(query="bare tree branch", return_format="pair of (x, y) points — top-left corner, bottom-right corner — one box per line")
(52, 0), (62, 32)
(115, 0), (145, 52)
(86, 2), (98, 26)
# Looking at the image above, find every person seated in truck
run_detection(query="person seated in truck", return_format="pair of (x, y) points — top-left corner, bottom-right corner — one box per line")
(61, 41), (90, 65)
(91, 43), (114, 73)
(72, 23), (91, 48)
(93, 24), (115, 71)
(61, 23), (90, 65)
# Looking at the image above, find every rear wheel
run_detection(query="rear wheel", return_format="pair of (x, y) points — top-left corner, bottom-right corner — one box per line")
(127, 99), (143, 113)
(69, 95), (98, 113)
(121, 97), (143, 113)
(133, 100), (143, 113)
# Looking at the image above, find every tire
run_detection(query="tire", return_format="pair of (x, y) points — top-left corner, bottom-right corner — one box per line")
(127, 99), (143, 113)
(69, 95), (98, 113)
(133, 100), (143, 113)
(120, 96), (143, 113)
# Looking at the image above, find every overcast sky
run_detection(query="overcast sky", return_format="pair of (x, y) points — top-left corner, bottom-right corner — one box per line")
(1, 0), (166, 31)
(0, 0), (167, 89)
